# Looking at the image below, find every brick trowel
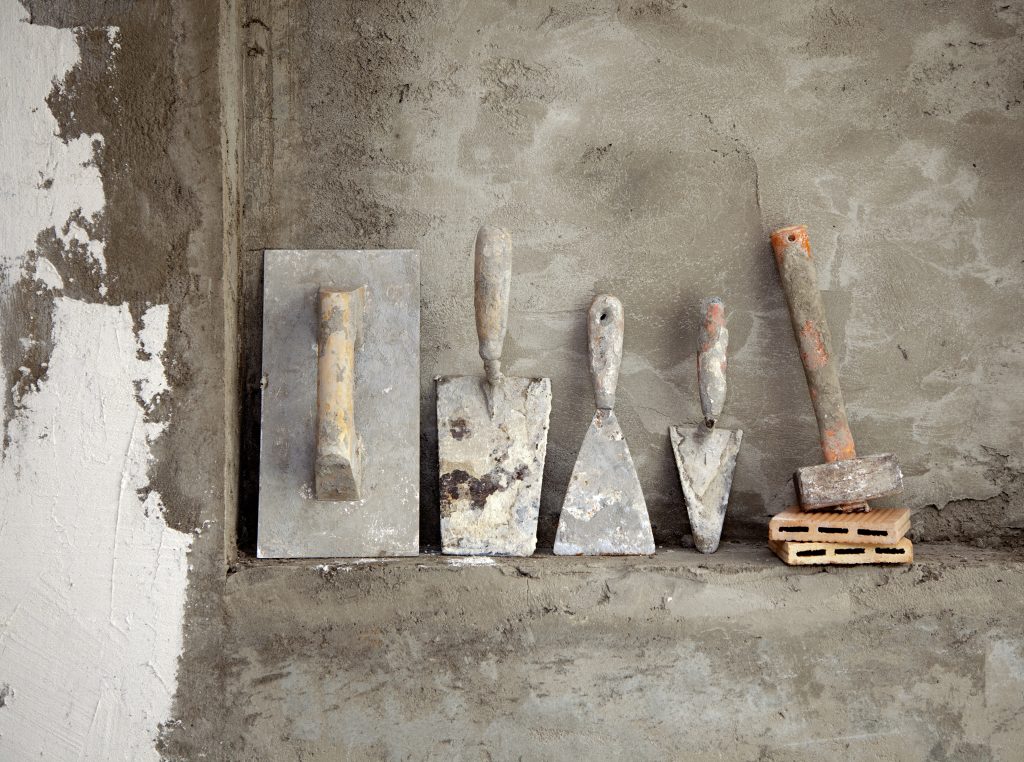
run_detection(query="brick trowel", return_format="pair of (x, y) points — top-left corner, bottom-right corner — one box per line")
(554, 295), (655, 555)
(436, 226), (552, 556)
(669, 297), (743, 553)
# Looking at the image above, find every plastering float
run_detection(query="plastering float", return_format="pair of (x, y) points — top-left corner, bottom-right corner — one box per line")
(258, 249), (420, 558)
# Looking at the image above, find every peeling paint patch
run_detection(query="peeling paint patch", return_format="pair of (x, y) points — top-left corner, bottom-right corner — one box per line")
(0, 3), (190, 758)
(0, 298), (192, 760)
(0, 4), (107, 444)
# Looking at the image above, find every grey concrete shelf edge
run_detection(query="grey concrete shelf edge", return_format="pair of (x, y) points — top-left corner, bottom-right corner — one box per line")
(229, 542), (1022, 577)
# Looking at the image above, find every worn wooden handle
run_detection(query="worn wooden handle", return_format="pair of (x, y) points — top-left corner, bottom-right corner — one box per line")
(589, 294), (624, 410)
(697, 296), (728, 427)
(315, 287), (365, 501)
(474, 225), (512, 386)
(770, 224), (856, 462)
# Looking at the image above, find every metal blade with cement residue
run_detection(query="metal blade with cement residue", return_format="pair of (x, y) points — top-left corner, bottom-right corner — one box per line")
(437, 226), (552, 556)
(554, 295), (654, 556)
(669, 424), (743, 553)
(554, 409), (654, 555)
(437, 374), (551, 555)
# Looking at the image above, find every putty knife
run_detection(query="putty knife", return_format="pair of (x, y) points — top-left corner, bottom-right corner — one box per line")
(554, 295), (655, 556)
(436, 226), (552, 556)
(669, 297), (742, 553)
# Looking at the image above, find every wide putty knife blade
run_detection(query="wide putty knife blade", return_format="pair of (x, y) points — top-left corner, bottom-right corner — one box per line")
(554, 295), (654, 556)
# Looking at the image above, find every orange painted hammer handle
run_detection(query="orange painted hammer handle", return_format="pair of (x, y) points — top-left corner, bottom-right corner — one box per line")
(770, 225), (856, 463)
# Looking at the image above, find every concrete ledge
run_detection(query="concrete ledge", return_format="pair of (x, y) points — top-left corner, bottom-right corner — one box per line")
(222, 543), (1024, 759)
(231, 541), (1020, 574)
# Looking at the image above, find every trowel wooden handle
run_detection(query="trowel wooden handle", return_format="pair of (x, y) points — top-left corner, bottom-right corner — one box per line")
(315, 287), (365, 501)
(697, 297), (728, 428)
(589, 294), (624, 410)
(474, 226), (512, 385)
(770, 225), (856, 462)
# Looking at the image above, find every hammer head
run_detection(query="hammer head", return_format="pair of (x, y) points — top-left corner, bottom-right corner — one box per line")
(795, 453), (903, 511)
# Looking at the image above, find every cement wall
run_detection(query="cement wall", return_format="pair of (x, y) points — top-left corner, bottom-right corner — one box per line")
(236, 0), (1024, 551)
(0, 0), (1022, 759)
(218, 547), (1024, 760)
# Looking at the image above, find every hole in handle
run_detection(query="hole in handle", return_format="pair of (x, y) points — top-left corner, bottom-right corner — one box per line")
(599, 312), (608, 322)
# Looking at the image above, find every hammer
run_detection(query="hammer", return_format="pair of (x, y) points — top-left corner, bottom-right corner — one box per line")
(770, 224), (903, 512)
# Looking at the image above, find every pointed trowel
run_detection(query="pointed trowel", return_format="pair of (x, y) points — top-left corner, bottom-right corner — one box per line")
(669, 297), (743, 553)
(436, 226), (552, 556)
(554, 295), (655, 556)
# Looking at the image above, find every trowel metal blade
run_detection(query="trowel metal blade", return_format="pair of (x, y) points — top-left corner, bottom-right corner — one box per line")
(669, 424), (742, 553)
(554, 409), (654, 555)
(437, 375), (551, 556)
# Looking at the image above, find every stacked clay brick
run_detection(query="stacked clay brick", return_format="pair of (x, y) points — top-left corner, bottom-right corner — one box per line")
(768, 504), (913, 566)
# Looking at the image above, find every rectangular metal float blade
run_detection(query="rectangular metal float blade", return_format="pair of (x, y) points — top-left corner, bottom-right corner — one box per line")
(436, 375), (551, 555)
(258, 249), (420, 558)
(554, 409), (654, 555)
(670, 424), (742, 553)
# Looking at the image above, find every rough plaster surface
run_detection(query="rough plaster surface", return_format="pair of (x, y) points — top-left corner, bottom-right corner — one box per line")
(238, 0), (1024, 549)
(2, 0), (1023, 758)
(1, 0), (227, 758)
(220, 547), (1024, 760)
(0, 2), (191, 757)
(217, 5), (1024, 756)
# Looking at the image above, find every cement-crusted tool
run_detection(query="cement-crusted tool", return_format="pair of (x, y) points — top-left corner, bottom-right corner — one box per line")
(258, 249), (420, 558)
(669, 297), (742, 553)
(436, 226), (552, 556)
(554, 295), (655, 555)
(770, 224), (903, 512)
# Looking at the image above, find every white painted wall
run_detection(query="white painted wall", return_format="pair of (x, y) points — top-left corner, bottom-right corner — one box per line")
(0, 2), (191, 758)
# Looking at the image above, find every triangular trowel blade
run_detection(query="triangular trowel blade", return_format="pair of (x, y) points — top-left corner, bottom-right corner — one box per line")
(554, 410), (654, 555)
(669, 425), (742, 553)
